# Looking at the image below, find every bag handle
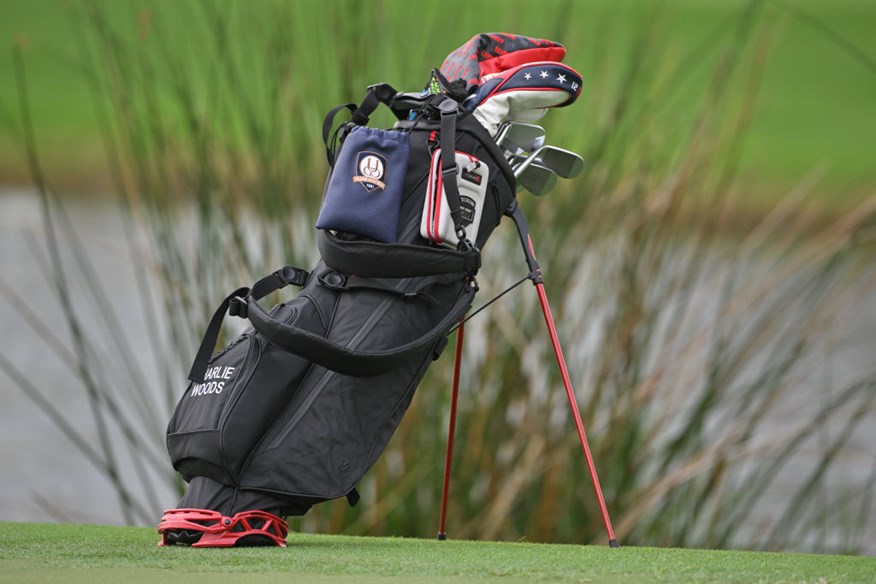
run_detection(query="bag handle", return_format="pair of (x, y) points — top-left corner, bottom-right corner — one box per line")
(322, 103), (356, 167)
(187, 267), (309, 383)
(245, 280), (475, 377)
(321, 84), (400, 167)
(353, 83), (398, 121)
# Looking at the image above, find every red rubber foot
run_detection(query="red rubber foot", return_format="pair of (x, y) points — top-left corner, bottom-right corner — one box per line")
(157, 508), (288, 548)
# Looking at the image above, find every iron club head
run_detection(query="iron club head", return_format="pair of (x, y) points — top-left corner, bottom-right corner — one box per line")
(537, 146), (585, 179)
(512, 145), (550, 178)
(510, 155), (558, 196)
(496, 122), (545, 154)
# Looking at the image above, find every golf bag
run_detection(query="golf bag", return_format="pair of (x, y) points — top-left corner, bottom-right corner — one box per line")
(158, 84), (518, 547)
(159, 33), (620, 549)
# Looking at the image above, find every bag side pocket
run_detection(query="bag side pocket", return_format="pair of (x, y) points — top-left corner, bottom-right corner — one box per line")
(316, 126), (410, 243)
(167, 333), (259, 481)
(420, 149), (489, 247)
(219, 299), (325, 475)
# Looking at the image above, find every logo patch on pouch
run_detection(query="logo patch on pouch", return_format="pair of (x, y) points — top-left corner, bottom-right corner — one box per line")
(461, 168), (482, 185)
(460, 195), (476, 225)
(353, 151), (387, 191)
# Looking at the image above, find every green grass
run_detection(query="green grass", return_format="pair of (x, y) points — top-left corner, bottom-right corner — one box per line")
(1, 522), (875, 583)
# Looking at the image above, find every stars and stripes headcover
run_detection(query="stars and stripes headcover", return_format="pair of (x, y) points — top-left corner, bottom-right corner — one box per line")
(464, 60), (584, 135)
(439, 33), (567, 90)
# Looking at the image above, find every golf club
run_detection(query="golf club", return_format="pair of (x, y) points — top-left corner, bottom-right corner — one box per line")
(496, 122), (545, 153)
(537, 146), (585, 179)
(512, 145), (551, 178)
(516, 161), (558, 196)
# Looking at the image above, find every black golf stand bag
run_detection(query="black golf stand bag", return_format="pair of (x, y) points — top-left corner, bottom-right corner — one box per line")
(158, 33), (617, 548)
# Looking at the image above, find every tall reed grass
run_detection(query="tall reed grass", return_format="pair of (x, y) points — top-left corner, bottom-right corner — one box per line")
(3, 0), (875, 552)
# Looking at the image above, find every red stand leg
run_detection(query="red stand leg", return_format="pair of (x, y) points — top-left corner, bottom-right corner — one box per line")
(535, 282), (619, 547)
(437, 322), (465, 540)
(503, 204), (619, 547)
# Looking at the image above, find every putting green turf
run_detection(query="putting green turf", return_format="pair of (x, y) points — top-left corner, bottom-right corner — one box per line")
(0, 522), (874, 583)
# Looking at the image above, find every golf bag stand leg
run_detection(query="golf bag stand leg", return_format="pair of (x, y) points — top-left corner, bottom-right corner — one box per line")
(505, 201), (620, 548)
(438, 321), (465, 540)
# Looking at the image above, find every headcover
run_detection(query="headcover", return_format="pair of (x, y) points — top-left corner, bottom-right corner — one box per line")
(437, 33), (582, 136)
(439, 33), (567, 90)
(467, 61), (584, 135)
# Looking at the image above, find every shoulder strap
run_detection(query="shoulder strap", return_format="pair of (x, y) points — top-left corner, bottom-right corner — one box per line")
(317, 272), (446, 304)
(188, 265), (474, 381)
(437, 99), (469, 246)
(245, 281), (475, 376)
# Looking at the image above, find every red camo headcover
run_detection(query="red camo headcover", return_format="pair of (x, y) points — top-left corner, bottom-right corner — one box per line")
(440, 33), (567, 89)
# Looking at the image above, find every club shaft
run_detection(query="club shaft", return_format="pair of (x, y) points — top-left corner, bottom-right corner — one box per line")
(513, 148), (543, 178)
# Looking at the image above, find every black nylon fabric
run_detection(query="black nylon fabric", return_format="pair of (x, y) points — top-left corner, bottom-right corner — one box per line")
(245, 281), (474, 377)
(165, 95), (516, 517)
(317, 230), (480, 278)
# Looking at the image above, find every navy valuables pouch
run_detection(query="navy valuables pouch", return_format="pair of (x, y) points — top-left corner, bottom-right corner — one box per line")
(316, 126), (410, 243)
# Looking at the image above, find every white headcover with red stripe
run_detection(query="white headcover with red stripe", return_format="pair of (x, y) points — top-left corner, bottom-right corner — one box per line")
(438, 33), (583, 136)
(465, 61), (583, 135)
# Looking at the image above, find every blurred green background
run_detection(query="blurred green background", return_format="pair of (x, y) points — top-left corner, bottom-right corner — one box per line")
(1, 0), (875, 205)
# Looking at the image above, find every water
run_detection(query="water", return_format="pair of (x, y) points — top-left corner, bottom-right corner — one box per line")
(0, 190), (178, 524)
(1, 187), (874, 552)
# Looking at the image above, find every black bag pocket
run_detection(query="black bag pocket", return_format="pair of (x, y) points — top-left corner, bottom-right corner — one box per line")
(167, 300), (324, 482)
